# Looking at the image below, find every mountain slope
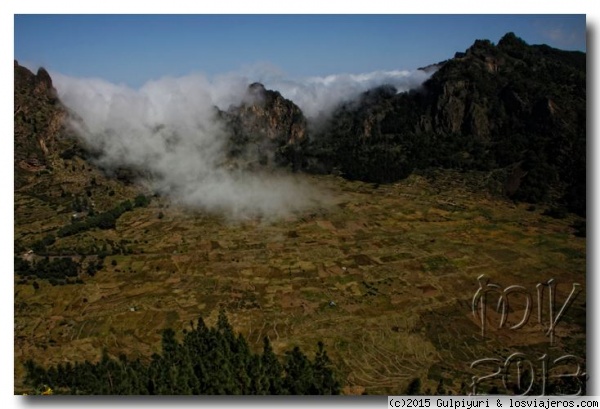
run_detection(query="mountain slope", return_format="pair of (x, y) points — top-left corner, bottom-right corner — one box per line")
(14, 61), (67, 188)
(303, 33), (586, 216)
(14, 62), (149, 268)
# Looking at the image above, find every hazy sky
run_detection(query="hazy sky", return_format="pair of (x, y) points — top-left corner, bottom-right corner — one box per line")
(14, 14), (586, 88)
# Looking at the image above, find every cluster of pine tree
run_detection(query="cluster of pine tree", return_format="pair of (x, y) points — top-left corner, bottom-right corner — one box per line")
(57, 195), (150, 238)
(15, 256), (80, 283)
(24, 310), (341, 395)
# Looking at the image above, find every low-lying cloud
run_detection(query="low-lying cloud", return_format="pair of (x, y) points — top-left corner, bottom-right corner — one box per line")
(51, 66), (432, 220)
(262, 69), (432, 119)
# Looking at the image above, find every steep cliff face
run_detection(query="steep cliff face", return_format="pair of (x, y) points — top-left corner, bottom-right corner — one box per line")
(221, 82), (308, 170)
(306, 33), (586, 215)
(13, 61), (143, 214)
(420, 33), (585, 143)
(423, 33), (585, 214)
(14, 61), (67, 187)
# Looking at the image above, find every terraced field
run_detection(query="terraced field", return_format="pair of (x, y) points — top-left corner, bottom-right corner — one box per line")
(14, 170), (586, 394)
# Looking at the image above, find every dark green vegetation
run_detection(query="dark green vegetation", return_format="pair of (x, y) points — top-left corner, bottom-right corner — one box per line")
(57, 195), (149, 238)
(301, 33), (586, 217)
(16, 193), (151, 285)
(23, 310), (340, 395)
(15, 256), (81, 285)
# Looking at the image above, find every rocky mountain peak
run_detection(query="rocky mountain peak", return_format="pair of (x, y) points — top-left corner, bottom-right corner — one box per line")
(248, 82), (267, 94)
(14, 62), (67, 187)
(36, 67), (53, 89)
(497, 32), (529, 52)
(222, 82), (308, 170)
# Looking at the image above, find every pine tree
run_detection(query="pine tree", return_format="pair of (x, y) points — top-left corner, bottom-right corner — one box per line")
(312, 341), (340, 394)
(248, 353), (268, 395)
(406, 377), (422, 395)
(436, 379), (446, 395)
(262, 337), (285, 394)
(22, 313), (342, 395)
(284, 346), (314, 394)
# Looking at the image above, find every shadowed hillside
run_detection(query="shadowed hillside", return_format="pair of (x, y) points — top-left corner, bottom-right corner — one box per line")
(303, 33), (586, 217)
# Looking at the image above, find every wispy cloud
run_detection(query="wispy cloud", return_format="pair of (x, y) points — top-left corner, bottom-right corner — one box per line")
(50, 65), (431, 220)
(240, 65), (433, 119)
(536, 21), (586, 50)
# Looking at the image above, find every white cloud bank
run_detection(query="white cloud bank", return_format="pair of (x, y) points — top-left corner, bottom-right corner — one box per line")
(51, 66), (432, 220)
(263, 69), (432, 119)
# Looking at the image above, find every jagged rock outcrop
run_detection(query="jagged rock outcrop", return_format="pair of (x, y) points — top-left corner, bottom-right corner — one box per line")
(14, 61), (68, 187)
(421, 33), (585, 142)
(221, 82), (308, 170)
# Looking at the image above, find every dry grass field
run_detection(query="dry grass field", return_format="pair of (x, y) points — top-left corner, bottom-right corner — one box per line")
(14, 169), (586, 395)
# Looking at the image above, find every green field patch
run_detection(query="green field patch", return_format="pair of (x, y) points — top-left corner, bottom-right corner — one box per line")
(332, 273), (362, 285)
(350, 254), (377, 266)
(485, 248), (524, 263)
(422, 255), (457, 276)
(556, 247), (585, 260)
(300, 287), (325, 302)
(379, 253), (404, 263)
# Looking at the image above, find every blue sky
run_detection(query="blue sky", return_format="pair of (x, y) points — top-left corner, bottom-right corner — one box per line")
(14, 14), (586, 88)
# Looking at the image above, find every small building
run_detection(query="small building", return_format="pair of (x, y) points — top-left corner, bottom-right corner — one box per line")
(23, 250), (34, 262)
